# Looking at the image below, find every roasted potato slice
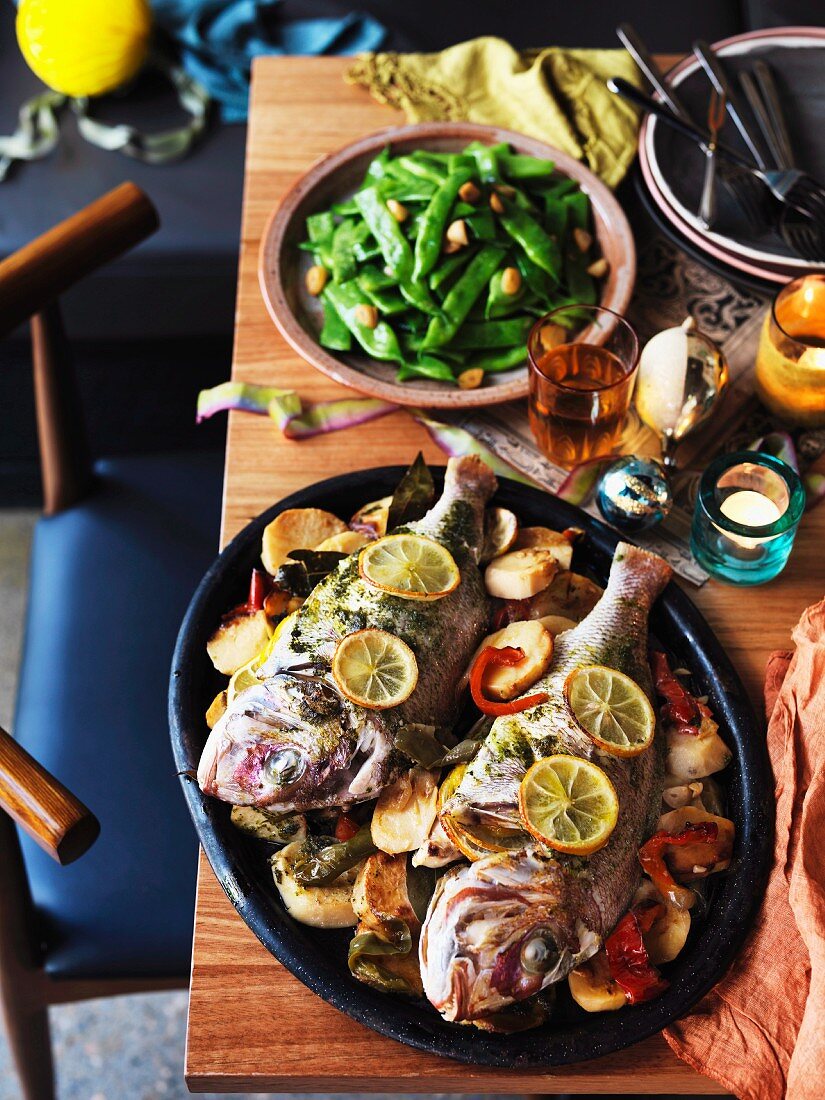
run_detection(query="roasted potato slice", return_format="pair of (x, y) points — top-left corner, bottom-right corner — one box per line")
(632, 879), (691, 964)
(664, 715), (732, 784)
(231, 807), (307, 845)
(206, 609), (272, 676)
(656, 805), (735, 880)
(315, 529), (372, 555)
(568, 950), (626, 1012)
(512, 526), (574, 570)
(371, 768), (439, 855)
(205, 690), (227, 729)
(261, 507), (347, 574)
(469, 620), (554, 701)
(350, 495), (392, 537)
(484, 549), (559, 600)
(536, 614), (577, 637)
(352, 852), (423, 993)
(412, 815), (462, 869)
(352, 851), (419, 929)
(271, 840), (358, 928)
(481, 507), (519, 562)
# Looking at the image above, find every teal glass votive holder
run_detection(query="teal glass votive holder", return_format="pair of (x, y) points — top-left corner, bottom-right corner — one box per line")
(690, 452), (805, 585)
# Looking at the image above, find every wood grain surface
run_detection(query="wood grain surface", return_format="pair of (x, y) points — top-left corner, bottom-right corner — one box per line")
(186, 55), (823, 1093)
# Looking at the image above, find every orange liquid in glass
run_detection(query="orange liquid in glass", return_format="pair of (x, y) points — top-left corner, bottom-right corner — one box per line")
(529, 343), (633, 468)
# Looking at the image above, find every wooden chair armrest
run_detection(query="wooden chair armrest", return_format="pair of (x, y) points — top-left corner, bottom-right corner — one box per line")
(0, 726), (99, 865)
(0, 182), (159, 338)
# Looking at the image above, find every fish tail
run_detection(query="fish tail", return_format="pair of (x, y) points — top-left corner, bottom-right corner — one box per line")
(444, 455), (498, 503)
(608, 543), (672, 607)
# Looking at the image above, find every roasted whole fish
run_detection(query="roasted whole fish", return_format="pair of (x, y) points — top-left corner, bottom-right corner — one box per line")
(197, 456), (497, 812)
(420, 543), (672, 1022)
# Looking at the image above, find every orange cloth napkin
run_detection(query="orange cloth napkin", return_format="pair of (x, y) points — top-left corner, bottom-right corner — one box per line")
(664, 597), (825, 1099)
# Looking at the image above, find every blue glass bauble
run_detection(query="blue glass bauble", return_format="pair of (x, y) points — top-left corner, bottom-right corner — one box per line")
(597, 456), (672, 533)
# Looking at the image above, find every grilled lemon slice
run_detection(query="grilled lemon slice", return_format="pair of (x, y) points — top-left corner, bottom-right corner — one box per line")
(359, 534), (460, 600)
(565, 665), (655, 758)
(519, 755), (618, 855)
(332, 629), (418, 709)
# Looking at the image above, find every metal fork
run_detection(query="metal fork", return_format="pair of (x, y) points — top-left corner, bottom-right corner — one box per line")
(739, 64), (825, 262)
(693, 41), (825, 225)
(609, 78), (822, 230)
(699, 89), (726, 229)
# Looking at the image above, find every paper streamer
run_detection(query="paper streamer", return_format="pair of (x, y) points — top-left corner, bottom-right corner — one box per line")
(408, 409), (538, 486)
(196, 381), (395, 438)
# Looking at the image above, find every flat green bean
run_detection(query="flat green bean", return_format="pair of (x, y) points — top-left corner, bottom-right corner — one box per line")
(500, 153), (556, 179)
(324, 281), (404, 362)
(422, 245), (503, 349)
(468, 345), (528, 372)
(397, 355), (456, 383)
(412, 166), (473, 281)
(331, 220), (358, 283)
(319, 294), (352, 351)
(448, 316), (531, 349)
(498, 203), (561, 282)
(355, 187), (414, 280)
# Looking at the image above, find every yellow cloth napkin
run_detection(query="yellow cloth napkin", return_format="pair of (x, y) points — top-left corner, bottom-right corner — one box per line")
(346, 36), (642, 189)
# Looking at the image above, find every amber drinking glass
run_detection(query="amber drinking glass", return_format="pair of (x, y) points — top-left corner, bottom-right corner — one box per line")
(755, 274), (825, 428)
(527, 305), (640, 469)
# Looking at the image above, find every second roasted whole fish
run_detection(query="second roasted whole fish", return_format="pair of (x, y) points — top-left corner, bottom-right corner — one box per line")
(420, 542), (673, 1021)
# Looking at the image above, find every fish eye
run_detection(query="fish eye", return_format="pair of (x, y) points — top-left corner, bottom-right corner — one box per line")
(265, 747), (306, 787)
(520, 931), (559, 975)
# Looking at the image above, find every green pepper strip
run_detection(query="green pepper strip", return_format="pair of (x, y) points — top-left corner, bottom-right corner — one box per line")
(323, 281), (404, 363)
(293, 824), (377, 885)
(412, 167), (474, 282)
(348, 918), (414, 994)
(498, 203), (561, 283)
(319, 293), (351, 351)
(421, 245), (504, 349)
(449, 316), (532, 349)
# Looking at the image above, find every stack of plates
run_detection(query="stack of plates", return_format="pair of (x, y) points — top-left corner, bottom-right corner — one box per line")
(636, 27), (825, 292)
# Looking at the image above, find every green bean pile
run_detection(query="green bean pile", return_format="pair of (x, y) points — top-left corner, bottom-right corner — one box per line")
(299, 142), (607, 388)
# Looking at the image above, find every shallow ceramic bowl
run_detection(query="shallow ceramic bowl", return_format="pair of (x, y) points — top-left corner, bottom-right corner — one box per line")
(170, 467), (773, 1067)
(259, 123), (636, 409)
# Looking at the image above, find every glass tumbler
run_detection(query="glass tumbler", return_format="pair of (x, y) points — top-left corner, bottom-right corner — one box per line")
(528, 305), (640, 469)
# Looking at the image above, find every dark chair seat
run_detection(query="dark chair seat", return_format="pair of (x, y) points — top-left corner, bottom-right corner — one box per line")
(13, 451), (223, 980)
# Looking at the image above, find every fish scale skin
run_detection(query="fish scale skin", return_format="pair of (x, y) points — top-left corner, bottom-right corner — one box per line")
(422, 542), (672, 1022)
(196, 456), (496, 812)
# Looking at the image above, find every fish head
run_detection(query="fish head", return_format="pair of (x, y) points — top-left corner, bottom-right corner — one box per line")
(420, 848), (600, 1021)
(197, 677), (394, 812)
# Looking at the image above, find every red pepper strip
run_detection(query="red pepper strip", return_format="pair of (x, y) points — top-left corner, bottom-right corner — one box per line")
(562, 527), (584, 545)
(335, 811), (360, 842)
(247, 568), (268, 611)
(469, 646), (549, 717)
(650, 650), (709, 735)
(605, 907), (670, 1004)
(223, 568), (270, 620)
(638, 822), (720, 909)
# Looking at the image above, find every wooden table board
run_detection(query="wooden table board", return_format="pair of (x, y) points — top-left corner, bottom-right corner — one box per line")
(185, 55), (823, 1094)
